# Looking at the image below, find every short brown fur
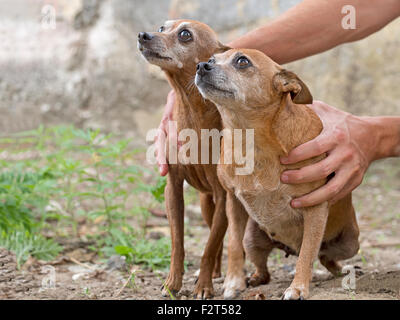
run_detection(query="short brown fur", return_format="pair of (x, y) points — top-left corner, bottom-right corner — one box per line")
(138, 20), (230, 299)
(195, 48), (360, 299)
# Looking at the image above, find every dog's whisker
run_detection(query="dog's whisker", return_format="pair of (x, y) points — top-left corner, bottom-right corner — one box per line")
(185, 77), (197, 96)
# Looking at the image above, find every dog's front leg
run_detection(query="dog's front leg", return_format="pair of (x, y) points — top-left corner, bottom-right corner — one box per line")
(283, 203), (329, 300)
(194, 191), (227, 299)
(223, 191), (248, 299)
(199, 193), (224, 278)
(162, 170), (185, 297)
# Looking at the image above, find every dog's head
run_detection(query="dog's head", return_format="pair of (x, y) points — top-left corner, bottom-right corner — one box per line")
(137, 20), (229, 72)
(195, 48), (312, 108)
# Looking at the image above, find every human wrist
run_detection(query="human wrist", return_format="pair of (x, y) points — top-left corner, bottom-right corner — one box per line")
(362, 116), (400, 160)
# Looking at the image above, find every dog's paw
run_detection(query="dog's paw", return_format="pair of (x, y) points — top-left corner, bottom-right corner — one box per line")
(161, 287), (179, 298)
(193, 281), (214, 300)
(223, 275), (247, 299)
(247, 271), (270, 287)
(282, 285), (308, 300)
(161, 273), (182, 298)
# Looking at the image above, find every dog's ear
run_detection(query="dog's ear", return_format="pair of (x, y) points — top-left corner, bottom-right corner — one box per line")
(273, 70), (313, 104)
(214, 42), (231, 54)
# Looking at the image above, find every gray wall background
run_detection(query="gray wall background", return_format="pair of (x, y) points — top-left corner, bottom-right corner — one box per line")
(0, 0), (399, 139)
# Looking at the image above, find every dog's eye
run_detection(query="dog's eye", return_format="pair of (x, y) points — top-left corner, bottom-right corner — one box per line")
(236, 56), (250, 68)
(158, 26), (165, 32)
(178, 29), (192, 42)
(208, 58), (216, 64)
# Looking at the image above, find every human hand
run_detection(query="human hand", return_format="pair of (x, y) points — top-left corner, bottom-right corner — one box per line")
(156, 90), (176, 176)
(280, 101), (379, 208)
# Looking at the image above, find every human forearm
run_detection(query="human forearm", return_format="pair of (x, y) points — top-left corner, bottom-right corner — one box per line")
(229, 0), (400, 64)
(366, 116), (400, 160)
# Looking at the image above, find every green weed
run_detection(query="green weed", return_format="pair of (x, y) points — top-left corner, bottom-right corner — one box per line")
(0, 125), (169, 269)
(0, 230), (62, 268)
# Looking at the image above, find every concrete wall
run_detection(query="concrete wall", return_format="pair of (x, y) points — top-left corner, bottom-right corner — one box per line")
(0, 0), (399, 138)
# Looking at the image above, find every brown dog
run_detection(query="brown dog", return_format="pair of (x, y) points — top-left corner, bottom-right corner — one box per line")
(195, 48), (360, 299)
(138, 20), (231, 299)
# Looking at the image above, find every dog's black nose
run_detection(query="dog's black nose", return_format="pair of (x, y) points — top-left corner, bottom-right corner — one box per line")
(196, 62), (213, 76)
(138, 32), (153, 44)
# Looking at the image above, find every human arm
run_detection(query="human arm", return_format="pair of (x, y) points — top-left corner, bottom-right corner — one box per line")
(156, 0), (400, 176)
(228, 0), (400, 64)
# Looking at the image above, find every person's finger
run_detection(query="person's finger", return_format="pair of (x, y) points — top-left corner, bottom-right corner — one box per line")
(281, 151), (341, 184)
(290, 168), (349, 208)
(280, 133), (334, 165)
(329, 172), (363, 205)
(156, 147), (168, 175)
(155, 128), (169, 175)
(158, 163), (169, 176)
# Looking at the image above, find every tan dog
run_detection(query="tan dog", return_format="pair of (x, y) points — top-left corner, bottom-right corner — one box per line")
(138, 20), (231, 299)
(195, 48), (360, 299)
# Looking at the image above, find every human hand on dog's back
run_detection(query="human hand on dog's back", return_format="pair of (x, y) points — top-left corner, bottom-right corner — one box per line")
(280, 101), (400, 207)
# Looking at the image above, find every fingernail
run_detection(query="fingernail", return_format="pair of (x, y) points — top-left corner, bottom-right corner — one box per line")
(281, 174), (289, 183)
(292, 200), (301, 208)
(280, 157), (289, 164)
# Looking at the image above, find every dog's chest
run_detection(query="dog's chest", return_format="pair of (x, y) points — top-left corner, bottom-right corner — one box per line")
(235, 185), (304, 251)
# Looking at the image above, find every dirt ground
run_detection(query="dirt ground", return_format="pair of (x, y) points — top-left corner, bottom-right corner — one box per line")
(0, 159), (399, 300)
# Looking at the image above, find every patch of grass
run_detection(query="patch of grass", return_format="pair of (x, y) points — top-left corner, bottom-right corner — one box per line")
(97, 227), (170, 270)
(0, 125), (168, 270)
(0, 169), (61, 266)
(114, 237), (171, 271)
(150, 176), (167, 203)
(0, 230), (62, 268)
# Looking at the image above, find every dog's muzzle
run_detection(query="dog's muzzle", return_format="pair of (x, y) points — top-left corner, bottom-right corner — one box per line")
(138, 32), (154, 44)
(137, 32), (154, 51)
(196, 62), (214, 77)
